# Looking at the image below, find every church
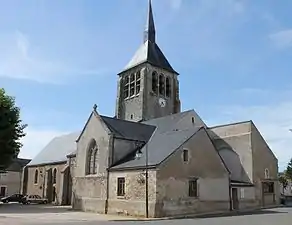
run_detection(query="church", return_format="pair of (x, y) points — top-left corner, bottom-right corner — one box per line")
(22, 1), (280, 218)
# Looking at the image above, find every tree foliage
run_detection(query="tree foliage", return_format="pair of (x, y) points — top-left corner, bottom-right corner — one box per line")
(286, 158), (292, 180)
(0, 88), (27, 171)
(279, 173), (288, 190)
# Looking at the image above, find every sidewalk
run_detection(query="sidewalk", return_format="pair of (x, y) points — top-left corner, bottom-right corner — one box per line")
(109, 205), (284, 221)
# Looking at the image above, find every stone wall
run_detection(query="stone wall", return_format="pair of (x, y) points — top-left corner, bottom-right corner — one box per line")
(251, 123), (280, 206)
(235, 186), (258, 210)
(107, 170), (157, 217)
(0, 171), (22, 196)
(208, 122), (253, 183)
(26, 163), (67, 204)
(155, 128), (230, 217)
(73, 175), (107, 213)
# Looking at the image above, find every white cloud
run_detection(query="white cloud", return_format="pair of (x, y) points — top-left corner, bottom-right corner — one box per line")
(0, 31), (106, 83)
(210, 100), (292, 171)
(269, 29), (292, 48)
(18, 128), (70, 160)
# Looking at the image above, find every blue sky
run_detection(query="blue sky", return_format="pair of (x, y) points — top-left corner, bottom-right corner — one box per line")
(1, 0), (292, 171)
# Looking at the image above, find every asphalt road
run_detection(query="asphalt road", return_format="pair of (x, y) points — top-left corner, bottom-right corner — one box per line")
(0, 203), (292, 225)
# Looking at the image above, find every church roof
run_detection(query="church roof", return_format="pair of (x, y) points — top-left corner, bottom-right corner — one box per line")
(120, 40), (178, 74)
(111, 126), (202, 170)
(27, 110), (202, 168)
(5, 158), (31, 172)
(111, 110), (204, 170)
(101, 115), (155, 141)
(118, 0), (178, 75)
(27, 132), (80, 166)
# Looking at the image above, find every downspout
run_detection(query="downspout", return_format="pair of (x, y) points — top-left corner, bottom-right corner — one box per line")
(105, 135), (114, 214)
(228, 174), (232, 211)
(145, 141), (149, 218)
(66, 157), (71, 205)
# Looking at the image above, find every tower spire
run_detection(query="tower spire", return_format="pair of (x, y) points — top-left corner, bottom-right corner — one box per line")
(144, 0), (156, 43)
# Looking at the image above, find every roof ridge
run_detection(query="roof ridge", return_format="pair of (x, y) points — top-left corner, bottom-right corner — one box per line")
(144, 109), (194, 124)
(209, 120), (252, 129)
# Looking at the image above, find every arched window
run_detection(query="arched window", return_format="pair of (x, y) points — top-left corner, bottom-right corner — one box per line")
(159, 74), (165, 96)
(265, 168), (270, 179)
(123, 76), (129, 98)
(86, 139), (98, 175)
(152, 72), (158, 94)
(136, 71), (141, 94)
(130, 73), (135, 96)
(166, 77), (171, 97)
(34, 169), (39, 184)
(53, 168), (57, 184)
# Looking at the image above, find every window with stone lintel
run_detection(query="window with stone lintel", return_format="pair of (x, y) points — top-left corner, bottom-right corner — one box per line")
(117, 177), (125, 196)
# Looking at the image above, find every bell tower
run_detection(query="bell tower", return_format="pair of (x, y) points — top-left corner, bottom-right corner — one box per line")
(115, 0), (181, 122)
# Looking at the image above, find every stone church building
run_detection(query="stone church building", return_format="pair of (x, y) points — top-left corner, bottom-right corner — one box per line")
(22, 1), (280, 218)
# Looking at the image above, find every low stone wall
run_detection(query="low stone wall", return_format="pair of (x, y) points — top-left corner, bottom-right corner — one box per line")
(73, 196), (106, 214)
(155, 200), (230, 217)
(107, 199), (156, 217)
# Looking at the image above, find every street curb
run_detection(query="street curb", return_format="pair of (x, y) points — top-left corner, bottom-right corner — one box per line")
(123, 205), (284, 221)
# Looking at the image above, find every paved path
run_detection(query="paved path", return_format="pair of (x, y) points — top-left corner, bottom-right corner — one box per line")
(0, 203), (292, 225)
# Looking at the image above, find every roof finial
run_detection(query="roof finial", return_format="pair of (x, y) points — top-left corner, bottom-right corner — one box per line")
(93, 104), (98, 111)
(144, 0), (156, 43)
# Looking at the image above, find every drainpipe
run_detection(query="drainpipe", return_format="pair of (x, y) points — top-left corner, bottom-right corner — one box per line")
(105, 135), (114, 214)
(66, 157), (71, 205)
(228, 174), (232, 211)
(143, 140), (149, 218)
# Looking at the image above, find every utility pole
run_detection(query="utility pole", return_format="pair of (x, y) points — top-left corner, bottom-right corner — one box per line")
(145, 142), (149, 218)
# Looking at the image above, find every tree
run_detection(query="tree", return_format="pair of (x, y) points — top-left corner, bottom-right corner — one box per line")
(279, 173), (288, 193)
(286, 158), (292, 180)
(0, 88), (27, 171)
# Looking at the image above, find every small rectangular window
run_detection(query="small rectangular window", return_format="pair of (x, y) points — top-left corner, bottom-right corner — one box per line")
(189, 179), (198, 197)
(183, 149), (189, 162)
(263, 182), (274, 193)
(117, 177), (125, 196)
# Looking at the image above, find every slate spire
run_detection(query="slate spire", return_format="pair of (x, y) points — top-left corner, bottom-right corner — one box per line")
(144, 0), (156, 43)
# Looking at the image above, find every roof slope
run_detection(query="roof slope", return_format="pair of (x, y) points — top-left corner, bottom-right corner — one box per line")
(111, 110), (204, 169)
(112, 127), (201, 169)
(6, 158), (31, 172)
(101, 115), (155, 141)
(27, 132), (80, 166)
(120, 41), (177, 74)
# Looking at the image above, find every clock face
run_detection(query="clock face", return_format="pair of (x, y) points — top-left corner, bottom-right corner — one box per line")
(159, 98), (166, 107)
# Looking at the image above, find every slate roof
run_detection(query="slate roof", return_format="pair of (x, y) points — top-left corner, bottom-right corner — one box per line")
(143, 110), (195, 133)
(6, 158), (31, 172)
(111, 126), (202, 170)
(118, 0), (177, 75)
(27, 110), (204, 169)
(111, 110), (204, 169)
(101, 115), (155, 141)
(120, 40), (178, 74)
(27, 132), (80, 166)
